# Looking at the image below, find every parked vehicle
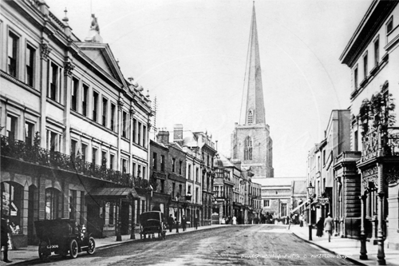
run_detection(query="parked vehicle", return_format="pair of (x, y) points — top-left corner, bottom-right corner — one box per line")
(34, 218), (95, 260)
(139, 211), (167, 240)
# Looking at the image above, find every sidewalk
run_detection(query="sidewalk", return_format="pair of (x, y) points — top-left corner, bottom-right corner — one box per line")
(2, 224), (227, 265)
(290, 224), (399, 266)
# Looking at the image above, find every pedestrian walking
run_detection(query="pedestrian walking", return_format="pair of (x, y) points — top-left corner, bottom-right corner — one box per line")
(194, 216), (198, 229)
(175, 217), (179, 233)
(324, 213), (334, 242)
(182, 215), (186, 231)
(299, 214), (304, 227)
(1, 218), (12, 263)
(316, 217), (324, 237)
(232, 216), (237, 225)
(167, 214), (174, 233)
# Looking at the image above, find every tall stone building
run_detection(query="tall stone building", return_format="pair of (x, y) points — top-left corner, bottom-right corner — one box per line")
(231, 4), (274, 178)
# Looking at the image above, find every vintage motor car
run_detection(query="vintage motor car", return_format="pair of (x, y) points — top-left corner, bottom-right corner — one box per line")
(34, 218), (95, 260)
(139, 211), (167, 240)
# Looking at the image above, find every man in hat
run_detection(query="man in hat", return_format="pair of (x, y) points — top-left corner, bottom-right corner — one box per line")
(1, 217), (12, 263)
(324, 213), (334, 242)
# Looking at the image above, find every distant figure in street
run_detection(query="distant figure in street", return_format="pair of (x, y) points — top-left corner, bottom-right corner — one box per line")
(181, 215), (186, 231)
(324, 213), (334, 242)
(167, 214), (174, 232)
(1, 218), (12, 263)
(316, 217), (324, 237)
(299, 214), (304, 227)
(194, 216), (198, 229)
(175, 218), (179, 233)
(232, 216), (237, 225)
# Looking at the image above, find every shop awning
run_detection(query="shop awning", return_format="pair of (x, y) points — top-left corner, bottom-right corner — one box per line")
(89, 187), (139, 199)
(290, 201), (308, 213)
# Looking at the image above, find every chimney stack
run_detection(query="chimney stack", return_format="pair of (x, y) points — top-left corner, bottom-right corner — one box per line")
(156, 130), (169, 145)
(173, 124), (183, 142)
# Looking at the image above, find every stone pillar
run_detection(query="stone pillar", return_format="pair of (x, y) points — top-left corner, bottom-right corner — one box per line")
(116, 199), (122, 241)
(376, 163), (386, 265)
(38, 177), (46, 220)
(359, 192), (368, 260)
(136, 199), (140, 224)
(22, 184), (29, 241)
(130, 197), (135, 239)
(117, 98), (123, 171)
(62, 181), (69, 218)
(76, 191), (82, 224)
(63, 58), (74, 155)
(39, 42), (51, 148)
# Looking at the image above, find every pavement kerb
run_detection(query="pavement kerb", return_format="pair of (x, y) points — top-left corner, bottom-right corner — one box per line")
(291, 232), (367, 266)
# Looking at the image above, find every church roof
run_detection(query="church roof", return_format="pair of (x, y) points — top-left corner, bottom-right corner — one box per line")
(239, 3), (266, 126)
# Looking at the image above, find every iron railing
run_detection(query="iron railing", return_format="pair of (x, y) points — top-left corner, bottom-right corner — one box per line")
(1, 135), (150, 189)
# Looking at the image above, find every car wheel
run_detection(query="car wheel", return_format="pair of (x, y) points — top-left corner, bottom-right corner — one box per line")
(69, 239), (79, 259)
(86, 237), (96, 255)
(38, 241), (50, 261)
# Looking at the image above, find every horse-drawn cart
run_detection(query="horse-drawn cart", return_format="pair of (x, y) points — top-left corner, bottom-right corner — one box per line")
(139, 211), (167, 240)
(34, 218), (95, 260)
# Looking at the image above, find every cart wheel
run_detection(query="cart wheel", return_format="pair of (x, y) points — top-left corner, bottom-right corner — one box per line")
(86, 237), (96, 255)
(38, 241), (50, 261)
(69, 239), (79, 259)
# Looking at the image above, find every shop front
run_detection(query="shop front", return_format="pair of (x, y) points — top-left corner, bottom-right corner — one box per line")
(87, 187), (139, 239)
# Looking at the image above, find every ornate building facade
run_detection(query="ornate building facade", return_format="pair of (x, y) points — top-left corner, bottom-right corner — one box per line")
(340, 0), (399, 262)
(0, 0), (152, 246)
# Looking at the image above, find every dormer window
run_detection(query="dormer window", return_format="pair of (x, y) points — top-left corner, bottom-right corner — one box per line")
(248, 110), (253, 124)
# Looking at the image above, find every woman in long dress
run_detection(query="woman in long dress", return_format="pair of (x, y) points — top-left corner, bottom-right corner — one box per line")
(316, 217), (324, 237)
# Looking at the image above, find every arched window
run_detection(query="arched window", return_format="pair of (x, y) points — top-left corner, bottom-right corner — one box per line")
(244, 137), (252, 160)
(248, 110), (253, 124)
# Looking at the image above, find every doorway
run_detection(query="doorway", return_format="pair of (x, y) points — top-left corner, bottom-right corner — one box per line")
(121, 201), (130, 234)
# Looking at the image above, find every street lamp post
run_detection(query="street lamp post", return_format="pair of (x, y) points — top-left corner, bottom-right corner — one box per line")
(307, 183), (315, 241)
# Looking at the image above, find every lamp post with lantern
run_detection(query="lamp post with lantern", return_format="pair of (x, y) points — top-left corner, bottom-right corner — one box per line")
(307, 182), (315, 241)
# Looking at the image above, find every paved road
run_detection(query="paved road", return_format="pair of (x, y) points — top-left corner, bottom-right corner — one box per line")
(18, 224), (353, 266)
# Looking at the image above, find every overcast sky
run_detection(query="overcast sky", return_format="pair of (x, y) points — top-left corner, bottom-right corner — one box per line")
(46, 0), (371, 177)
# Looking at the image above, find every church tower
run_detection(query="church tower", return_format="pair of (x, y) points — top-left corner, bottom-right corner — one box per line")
(231, 3), (274, 178)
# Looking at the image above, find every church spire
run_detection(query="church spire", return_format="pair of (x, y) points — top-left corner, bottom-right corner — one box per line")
(239, 3), (266, 125)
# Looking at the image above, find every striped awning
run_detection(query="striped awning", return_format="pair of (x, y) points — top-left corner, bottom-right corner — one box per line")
(89, 187), (139, 199)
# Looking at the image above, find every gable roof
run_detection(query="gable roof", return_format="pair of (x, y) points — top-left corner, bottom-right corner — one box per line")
(75, 42), (127, 88)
